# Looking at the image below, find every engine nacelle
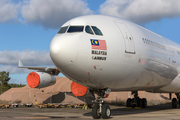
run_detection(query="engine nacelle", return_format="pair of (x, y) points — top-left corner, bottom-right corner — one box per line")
(27, 72), (56, 88)
(71, 81), (94, 97)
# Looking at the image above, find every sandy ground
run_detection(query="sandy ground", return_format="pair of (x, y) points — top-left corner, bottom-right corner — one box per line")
(0, 77), (176, 105)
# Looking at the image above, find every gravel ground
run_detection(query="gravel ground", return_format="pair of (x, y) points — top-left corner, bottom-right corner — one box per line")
(0, 105), (180, 120)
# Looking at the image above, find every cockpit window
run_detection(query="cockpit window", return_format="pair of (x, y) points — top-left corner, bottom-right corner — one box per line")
(67, 26), (84, 33)
(57, 26), (68, 34)
(91, 26), (103, 36)
(85, 25), (94, 35)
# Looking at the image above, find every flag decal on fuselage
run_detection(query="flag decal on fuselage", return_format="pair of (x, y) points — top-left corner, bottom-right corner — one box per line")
(90, 39), (107, 61)
(90, 39), (107, 50)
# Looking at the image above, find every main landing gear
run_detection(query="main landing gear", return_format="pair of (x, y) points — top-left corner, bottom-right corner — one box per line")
(126, 91), (147, 108)
(172, 93), (180, 108)
(92, 88), (111, 119)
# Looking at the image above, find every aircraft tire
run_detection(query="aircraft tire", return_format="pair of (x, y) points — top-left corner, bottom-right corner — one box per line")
(172, 98), (177, 108)
(142, 98), (147, 108)
(137, 98), (142, 107)
(126, 98), (132, 107)
(92, 104), (101, 119)
(101, 104), (111, 119)
(132, 98), (135, 108)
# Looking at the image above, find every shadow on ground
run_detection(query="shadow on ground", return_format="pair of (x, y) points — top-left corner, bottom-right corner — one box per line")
(83, 104), (180, 118)
(43, 92), (66, 103)
(42, 92), (95, 104)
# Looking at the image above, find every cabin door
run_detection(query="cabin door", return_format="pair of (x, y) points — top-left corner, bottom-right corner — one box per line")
(115, 22), (135, 54)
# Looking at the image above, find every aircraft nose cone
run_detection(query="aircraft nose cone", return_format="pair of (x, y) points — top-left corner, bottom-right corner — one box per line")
(49, 35), (78, 67)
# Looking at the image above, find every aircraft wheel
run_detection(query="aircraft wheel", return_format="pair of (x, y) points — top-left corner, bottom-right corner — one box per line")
(101, 104), (111, 119)
(132, 98), (136, 108)
(137, 98), (142, 107)
(172, 98), (177, 108)
(126, 98), (132, 107)
(92, 104), (101, 119)
(142, 98), (147, 108)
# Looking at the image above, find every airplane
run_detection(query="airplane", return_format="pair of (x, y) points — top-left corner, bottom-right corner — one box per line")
(19, 14), (180, 119)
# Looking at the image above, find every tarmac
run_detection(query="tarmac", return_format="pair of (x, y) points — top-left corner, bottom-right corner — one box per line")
(0, 105), (180, 120)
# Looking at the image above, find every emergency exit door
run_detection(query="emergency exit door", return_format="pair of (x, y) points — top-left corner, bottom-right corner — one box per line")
(115, 22), (135, 54)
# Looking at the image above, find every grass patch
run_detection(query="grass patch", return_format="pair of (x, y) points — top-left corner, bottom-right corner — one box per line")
(0, 100), (11, 104)
(13, 100), (22, 104)
(148, 100), (171, 105)
(105, 99), (126, 106)
(106, 99), (171, 106)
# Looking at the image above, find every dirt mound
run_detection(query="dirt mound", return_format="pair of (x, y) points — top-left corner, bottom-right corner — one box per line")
(0, 77), (78, 104)
(0, 77), (174, 105)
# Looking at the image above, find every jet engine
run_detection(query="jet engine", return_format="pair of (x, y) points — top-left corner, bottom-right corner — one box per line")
(71, 81), (94, 97)
(27, 72), (56, 88)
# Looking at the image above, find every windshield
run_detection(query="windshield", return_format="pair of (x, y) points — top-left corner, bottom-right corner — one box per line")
(57, 26), (68, 34)
(85, 25), (94, 35)
(67, 26), (84, 33)
(91, 26), (103, 35)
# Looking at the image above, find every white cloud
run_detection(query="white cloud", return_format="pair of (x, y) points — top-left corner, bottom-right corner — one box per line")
(0, 50), (53, 74)
(0, 0), (92, 28)
(0, 50), (53, 66)
(21, 0), (93, 29)
(3, 0), (180, 28)
(0, 0), (20, 23)
(100, 0), (180, 24)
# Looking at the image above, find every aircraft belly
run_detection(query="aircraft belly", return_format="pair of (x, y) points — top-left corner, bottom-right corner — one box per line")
(153, 74), (180, 93)
(91, 53), (178, 91)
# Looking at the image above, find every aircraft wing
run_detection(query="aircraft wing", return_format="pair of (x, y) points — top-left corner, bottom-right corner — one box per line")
(18, 60), (60, 75)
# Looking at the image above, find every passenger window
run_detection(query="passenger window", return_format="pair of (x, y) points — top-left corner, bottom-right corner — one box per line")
(85, 26), (94, 35)
(67, 26), (84, 33)
(57, 26), (68, 34)
(91, 26), (103, 35)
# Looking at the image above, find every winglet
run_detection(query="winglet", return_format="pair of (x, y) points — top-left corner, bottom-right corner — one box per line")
(18, 60), (24, 67)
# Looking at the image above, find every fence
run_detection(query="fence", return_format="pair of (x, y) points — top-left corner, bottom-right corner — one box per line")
(10, 91), (88, 105)
(2, 90), (174, 106)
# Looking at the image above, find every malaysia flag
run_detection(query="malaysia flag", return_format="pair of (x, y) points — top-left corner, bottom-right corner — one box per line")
(90, 39), (107, 50)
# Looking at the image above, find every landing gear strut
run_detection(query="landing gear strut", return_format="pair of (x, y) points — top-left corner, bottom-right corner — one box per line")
(126, 91), (147, 108)
(172, 93), (180, 108)
(92, 88), (111, 119)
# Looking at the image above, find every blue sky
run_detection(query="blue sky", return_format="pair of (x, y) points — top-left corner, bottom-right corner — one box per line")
(0, 0), (180, 84)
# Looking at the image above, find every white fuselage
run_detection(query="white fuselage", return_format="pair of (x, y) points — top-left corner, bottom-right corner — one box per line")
(49, 15), (180, 93)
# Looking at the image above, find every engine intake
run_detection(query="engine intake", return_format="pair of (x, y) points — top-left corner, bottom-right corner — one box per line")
(27, 72), (56, 88)
(71, 81), (94, 97)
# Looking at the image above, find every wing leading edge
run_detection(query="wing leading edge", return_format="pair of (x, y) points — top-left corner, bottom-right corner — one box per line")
(18, 60), (60, 75)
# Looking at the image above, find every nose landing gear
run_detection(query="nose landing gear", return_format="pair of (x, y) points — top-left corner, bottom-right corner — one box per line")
(92, 88), (111, 119)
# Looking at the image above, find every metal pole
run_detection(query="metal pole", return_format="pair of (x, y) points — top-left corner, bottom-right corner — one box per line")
(50, 92), (52, 103)
(29, 90), (31, 103)
(156, 93), (157, 105)
(12, 91), (13, 103)
(65, 92), (66, 104)
(160, 93), (161, 105)
(116, 92), (117, 106)
(76, 96), (77, 104)
(144, 93), (146, 98)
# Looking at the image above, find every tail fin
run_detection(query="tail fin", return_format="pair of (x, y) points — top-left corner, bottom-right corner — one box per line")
(18, 60), (24, 67)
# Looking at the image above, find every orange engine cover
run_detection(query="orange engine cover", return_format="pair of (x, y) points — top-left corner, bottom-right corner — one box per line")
(71, 81), (88, 97)
(27, 72), (40, 88)
(27, 72), (56, 88)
